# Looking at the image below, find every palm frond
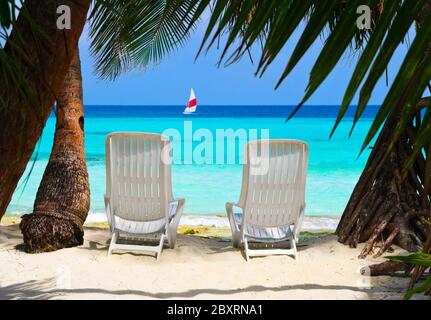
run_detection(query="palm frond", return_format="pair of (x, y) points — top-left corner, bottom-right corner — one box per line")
(182, 0), (431, 162)
(387, 252), (431, 299)
(89, 0), (200, 80)
(0, 0), (13, 30)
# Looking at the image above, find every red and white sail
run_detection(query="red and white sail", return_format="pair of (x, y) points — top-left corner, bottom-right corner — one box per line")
(184, 88), (197, 113)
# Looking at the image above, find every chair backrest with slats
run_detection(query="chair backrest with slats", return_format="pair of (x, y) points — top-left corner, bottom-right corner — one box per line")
(239, 140), (308, 228)
(105, 132), (173, 222)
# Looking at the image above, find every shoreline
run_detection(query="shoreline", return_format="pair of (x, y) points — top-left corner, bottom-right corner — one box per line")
(2, 214), (340, 235)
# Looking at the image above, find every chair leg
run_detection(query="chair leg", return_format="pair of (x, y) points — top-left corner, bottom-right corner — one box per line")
(290, 238), (298, 260)
(156, 234), (166, 261)
(166, 199), (184, 250)
(226, 203), (242, 249)
(108, 231), (118, 256)
(232, 233), (241, 248)
(167, 227), (176, 249)
(243, 238), (250, 262)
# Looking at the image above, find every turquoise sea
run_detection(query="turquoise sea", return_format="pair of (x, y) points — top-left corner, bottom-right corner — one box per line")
(7, 105), (375, 218)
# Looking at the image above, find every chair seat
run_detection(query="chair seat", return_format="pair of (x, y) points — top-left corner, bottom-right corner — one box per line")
(114, 202), (178, 235)
(114, 216), (166, 235)
(234, 213), (294, 242)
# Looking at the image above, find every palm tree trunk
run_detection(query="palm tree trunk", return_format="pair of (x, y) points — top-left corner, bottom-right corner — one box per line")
(0, 0), (90, 220)
(336, 1), (431, 265)
(20, 48), (90, 253)
(336, 101), (431, 257)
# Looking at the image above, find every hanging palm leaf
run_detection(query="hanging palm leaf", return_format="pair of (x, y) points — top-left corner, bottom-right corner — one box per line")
(89, 0), (200, 79)
(0, 0), (13, 29)
(177, 0), (430, 157)
(387, 251), (431, 299)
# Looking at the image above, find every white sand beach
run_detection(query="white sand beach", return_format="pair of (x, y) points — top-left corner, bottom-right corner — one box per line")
(0, 218), (419, 300)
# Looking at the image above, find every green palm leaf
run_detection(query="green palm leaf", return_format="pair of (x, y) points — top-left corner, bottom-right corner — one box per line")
(387, 252), (431, 267)
(361, 9), (431, 154)
(353, 0), (427, 138)
(89, 0), (200, 80)
(404, 276), (431, 300)
(275, 0), (340, 90)
(256, 0), (313, 77)
(287, 0), (374, 121)
(331, 0), (400, 138)
(0, 0), (12, 29)
(181, 0), (431, 163)
(387, 252), (431, 299)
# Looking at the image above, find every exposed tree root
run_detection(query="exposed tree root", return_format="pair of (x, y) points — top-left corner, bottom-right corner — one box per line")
(361, 261), (413, 277)
(20, 213), (83, 253)
(337, 99), (431, 276)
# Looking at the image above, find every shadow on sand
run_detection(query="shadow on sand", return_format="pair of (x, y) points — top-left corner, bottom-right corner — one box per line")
(0, 277), (405, 300)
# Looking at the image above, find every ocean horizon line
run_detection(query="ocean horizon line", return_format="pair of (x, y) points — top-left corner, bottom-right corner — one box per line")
(50, 104), (379, 119)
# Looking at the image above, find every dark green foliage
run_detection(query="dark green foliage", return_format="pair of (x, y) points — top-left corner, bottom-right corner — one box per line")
(0, 0), (13, 29)
(89, 0), (200, 79)
(387, 252), (431, 299)
(177, 0), (431, 166)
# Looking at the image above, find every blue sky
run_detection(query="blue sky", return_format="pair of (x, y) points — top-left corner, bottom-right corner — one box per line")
(79, 19), (410, 106)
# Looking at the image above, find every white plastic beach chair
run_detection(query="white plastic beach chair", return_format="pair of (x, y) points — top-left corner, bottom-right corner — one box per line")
(226, 140), (308, 260)
(104, 132), (185, 259)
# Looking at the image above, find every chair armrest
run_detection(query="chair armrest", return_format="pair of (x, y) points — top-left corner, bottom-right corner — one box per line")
(169, 198), (185, 206)
(226, 202), (243, 232)
(300, 204), (306, 213)
(226, 202), (243, 209)
(168, 198), (185, 229)
(293, 204), (306, 243)
(104, 194), (115, 232)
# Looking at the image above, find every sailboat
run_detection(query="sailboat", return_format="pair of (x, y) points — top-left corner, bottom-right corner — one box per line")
(183, 88), (197, 115)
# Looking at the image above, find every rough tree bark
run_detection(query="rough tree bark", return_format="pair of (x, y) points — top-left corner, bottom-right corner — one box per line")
(336, 2), (431, 267)
(20, 48), (90, 253)
(337, 99), (431, 260)
(0, 0), (91, 221)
